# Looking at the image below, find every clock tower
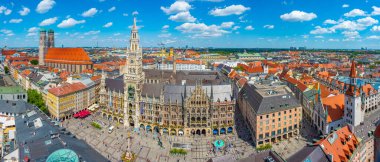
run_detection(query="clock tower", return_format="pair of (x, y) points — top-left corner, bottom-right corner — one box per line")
(123, 16), (145, 129)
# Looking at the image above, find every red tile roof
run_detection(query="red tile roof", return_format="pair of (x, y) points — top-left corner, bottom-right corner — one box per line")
(317, 126), (359, 162)
(322, 94), (345, 123)
(48, 82), (87, 97)
(45, 48), (92, 65)
(349, 60), (357, 78)
(1, 49), (17, 56)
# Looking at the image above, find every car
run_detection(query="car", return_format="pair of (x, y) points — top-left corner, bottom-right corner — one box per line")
(264, 156), (275, 162)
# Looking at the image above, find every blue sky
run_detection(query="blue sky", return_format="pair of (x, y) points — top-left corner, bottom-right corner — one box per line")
(1, 0), (380, 49)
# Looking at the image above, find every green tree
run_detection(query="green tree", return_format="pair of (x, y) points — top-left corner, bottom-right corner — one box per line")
(4, 66), (9, 74)
(30, 60), (38, 65)
(27, 89), (49, 115)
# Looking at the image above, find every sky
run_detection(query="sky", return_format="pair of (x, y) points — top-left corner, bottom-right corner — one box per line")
(1, 0), (380, 49)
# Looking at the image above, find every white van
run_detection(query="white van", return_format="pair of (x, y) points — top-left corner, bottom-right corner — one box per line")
(108, 126), (114, 133)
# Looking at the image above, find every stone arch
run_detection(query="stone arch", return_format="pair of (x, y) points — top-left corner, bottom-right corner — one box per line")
(163, 128), (169, 135)
(220, 128), (226, 134)
(146, 125), (152, 132)
(201, 129), (206, 135)
(140, 124), (145, 130)
(227, 127), (233, 133)
(170, 129), (176, 135)
(213, 129), (219, 135)
(196, 129), (201, 135)
(153, 126), (160, 133)
(119, 118), (123, 123)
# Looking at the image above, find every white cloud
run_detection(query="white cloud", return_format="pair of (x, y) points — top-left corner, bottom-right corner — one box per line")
(209, 5), (250, 16)
(175, 22), (229, 37)
(0, 6), (12, 15)
(221, 22), (234, 28)
(122, 13), (128, 16)
(57, 18), (85, 28)
(162, 25), (170, 29)
(9, 19), (23, 23)
(82, 8), (98, 17)
(356, 16), (378, 26)
(342, 30), (360, 39)
(310, 26), (335, 34)
(169, 11), (196, 22)
(0, 29), (14, 36)
(19, 6), (30, 16)
(342, 4), (349, 8)
(371, 6), (380, 16)
(280, 10), (317, 22)
(314, 35), (324, 38)
(84, 30), (100, 35)
(367, 35), (380, 39)
(103, 22), (113, 28)
(328, 39), (339, 42)
(371, 26), (380, 32)
(113, 33), (121, 36)
(27, 27), (39, 37)
(232, 26), (240, 30)
(245, 25), (254, 30)
(132, 11), (139, 16)
(331, 20), (365, 31)
(161, 1), (191, 14)
(108, 6), (116, 12)
(323, 19), (337, 25)
(344, 9), (366, 17)
(36, 0), (56, 14)
(28, 27), (39, 33)
(39, 17), (58, 26)
(263, 25), (274, 29)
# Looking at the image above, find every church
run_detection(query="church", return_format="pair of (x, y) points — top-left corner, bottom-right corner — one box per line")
(99, 17), (236, 136)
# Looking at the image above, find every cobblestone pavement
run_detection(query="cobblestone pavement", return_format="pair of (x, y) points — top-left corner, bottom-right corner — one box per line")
(63, 110), (257, 162)
(63, 109), (316, 162)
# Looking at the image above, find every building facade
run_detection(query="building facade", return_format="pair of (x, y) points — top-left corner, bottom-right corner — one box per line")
(46, 82), (96, 120)
(99, 17), (236, 136)
(238, 80), (302, 146)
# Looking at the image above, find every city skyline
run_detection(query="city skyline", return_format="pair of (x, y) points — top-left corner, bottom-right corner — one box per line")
(2, 0), (380, 49)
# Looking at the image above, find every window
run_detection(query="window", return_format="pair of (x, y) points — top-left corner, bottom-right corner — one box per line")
(283, 128), (287, 133)
(278, 123), (281, 127)
(290, 110), (292, 113)
(272, 113), (275, 117)
(260, 116), (263, 119)
(266, 120), (269, 124)
(278, 118), (281, 121)
(266, 126), (269, 130)
(289, 126), (293, 130)
(289, 115), (292, 119)
(265, 133), (269, 137)
(260, 122), (263, 126)
(259, 134), (263, 139)
(277, 129), (281, 134)
(266, 115), (269, 118)
(271, 131), (276, 136)
(272, 119), (275, 123)
(294, 124), (297, 128)
(278, 112), (281, 115)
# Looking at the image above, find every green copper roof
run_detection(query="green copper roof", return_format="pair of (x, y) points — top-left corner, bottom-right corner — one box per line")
(46, 149), (79, 162)
(0, 86), (25, 94)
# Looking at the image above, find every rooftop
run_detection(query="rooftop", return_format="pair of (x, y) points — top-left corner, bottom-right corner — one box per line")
(48, 82), (87, 97)
(0, 86), (25, 94)
(15, 105), (107, 162)
(45, 48), (93, 65)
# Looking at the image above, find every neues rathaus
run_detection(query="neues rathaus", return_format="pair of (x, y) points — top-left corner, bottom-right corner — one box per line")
(99, 17), (236, 136)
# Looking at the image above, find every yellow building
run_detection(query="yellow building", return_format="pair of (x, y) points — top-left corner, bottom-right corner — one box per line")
(47, 82), (95, 120)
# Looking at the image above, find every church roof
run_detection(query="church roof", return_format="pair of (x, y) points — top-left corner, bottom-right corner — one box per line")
(45, 48), (92, 65)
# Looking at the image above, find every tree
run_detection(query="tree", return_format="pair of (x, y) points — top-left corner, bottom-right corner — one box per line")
(4, 66), (9, 74)
(30, 60), (38, 65)
(27, 89), (49, 115)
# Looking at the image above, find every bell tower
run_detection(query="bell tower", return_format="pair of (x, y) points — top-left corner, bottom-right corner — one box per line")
(123, 16), (145, 130)
(38, 29), (47, 65)
(344, 60), (364, 126)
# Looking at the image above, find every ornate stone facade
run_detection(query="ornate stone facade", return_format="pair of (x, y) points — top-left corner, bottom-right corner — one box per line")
(99, 17), (236, 136)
